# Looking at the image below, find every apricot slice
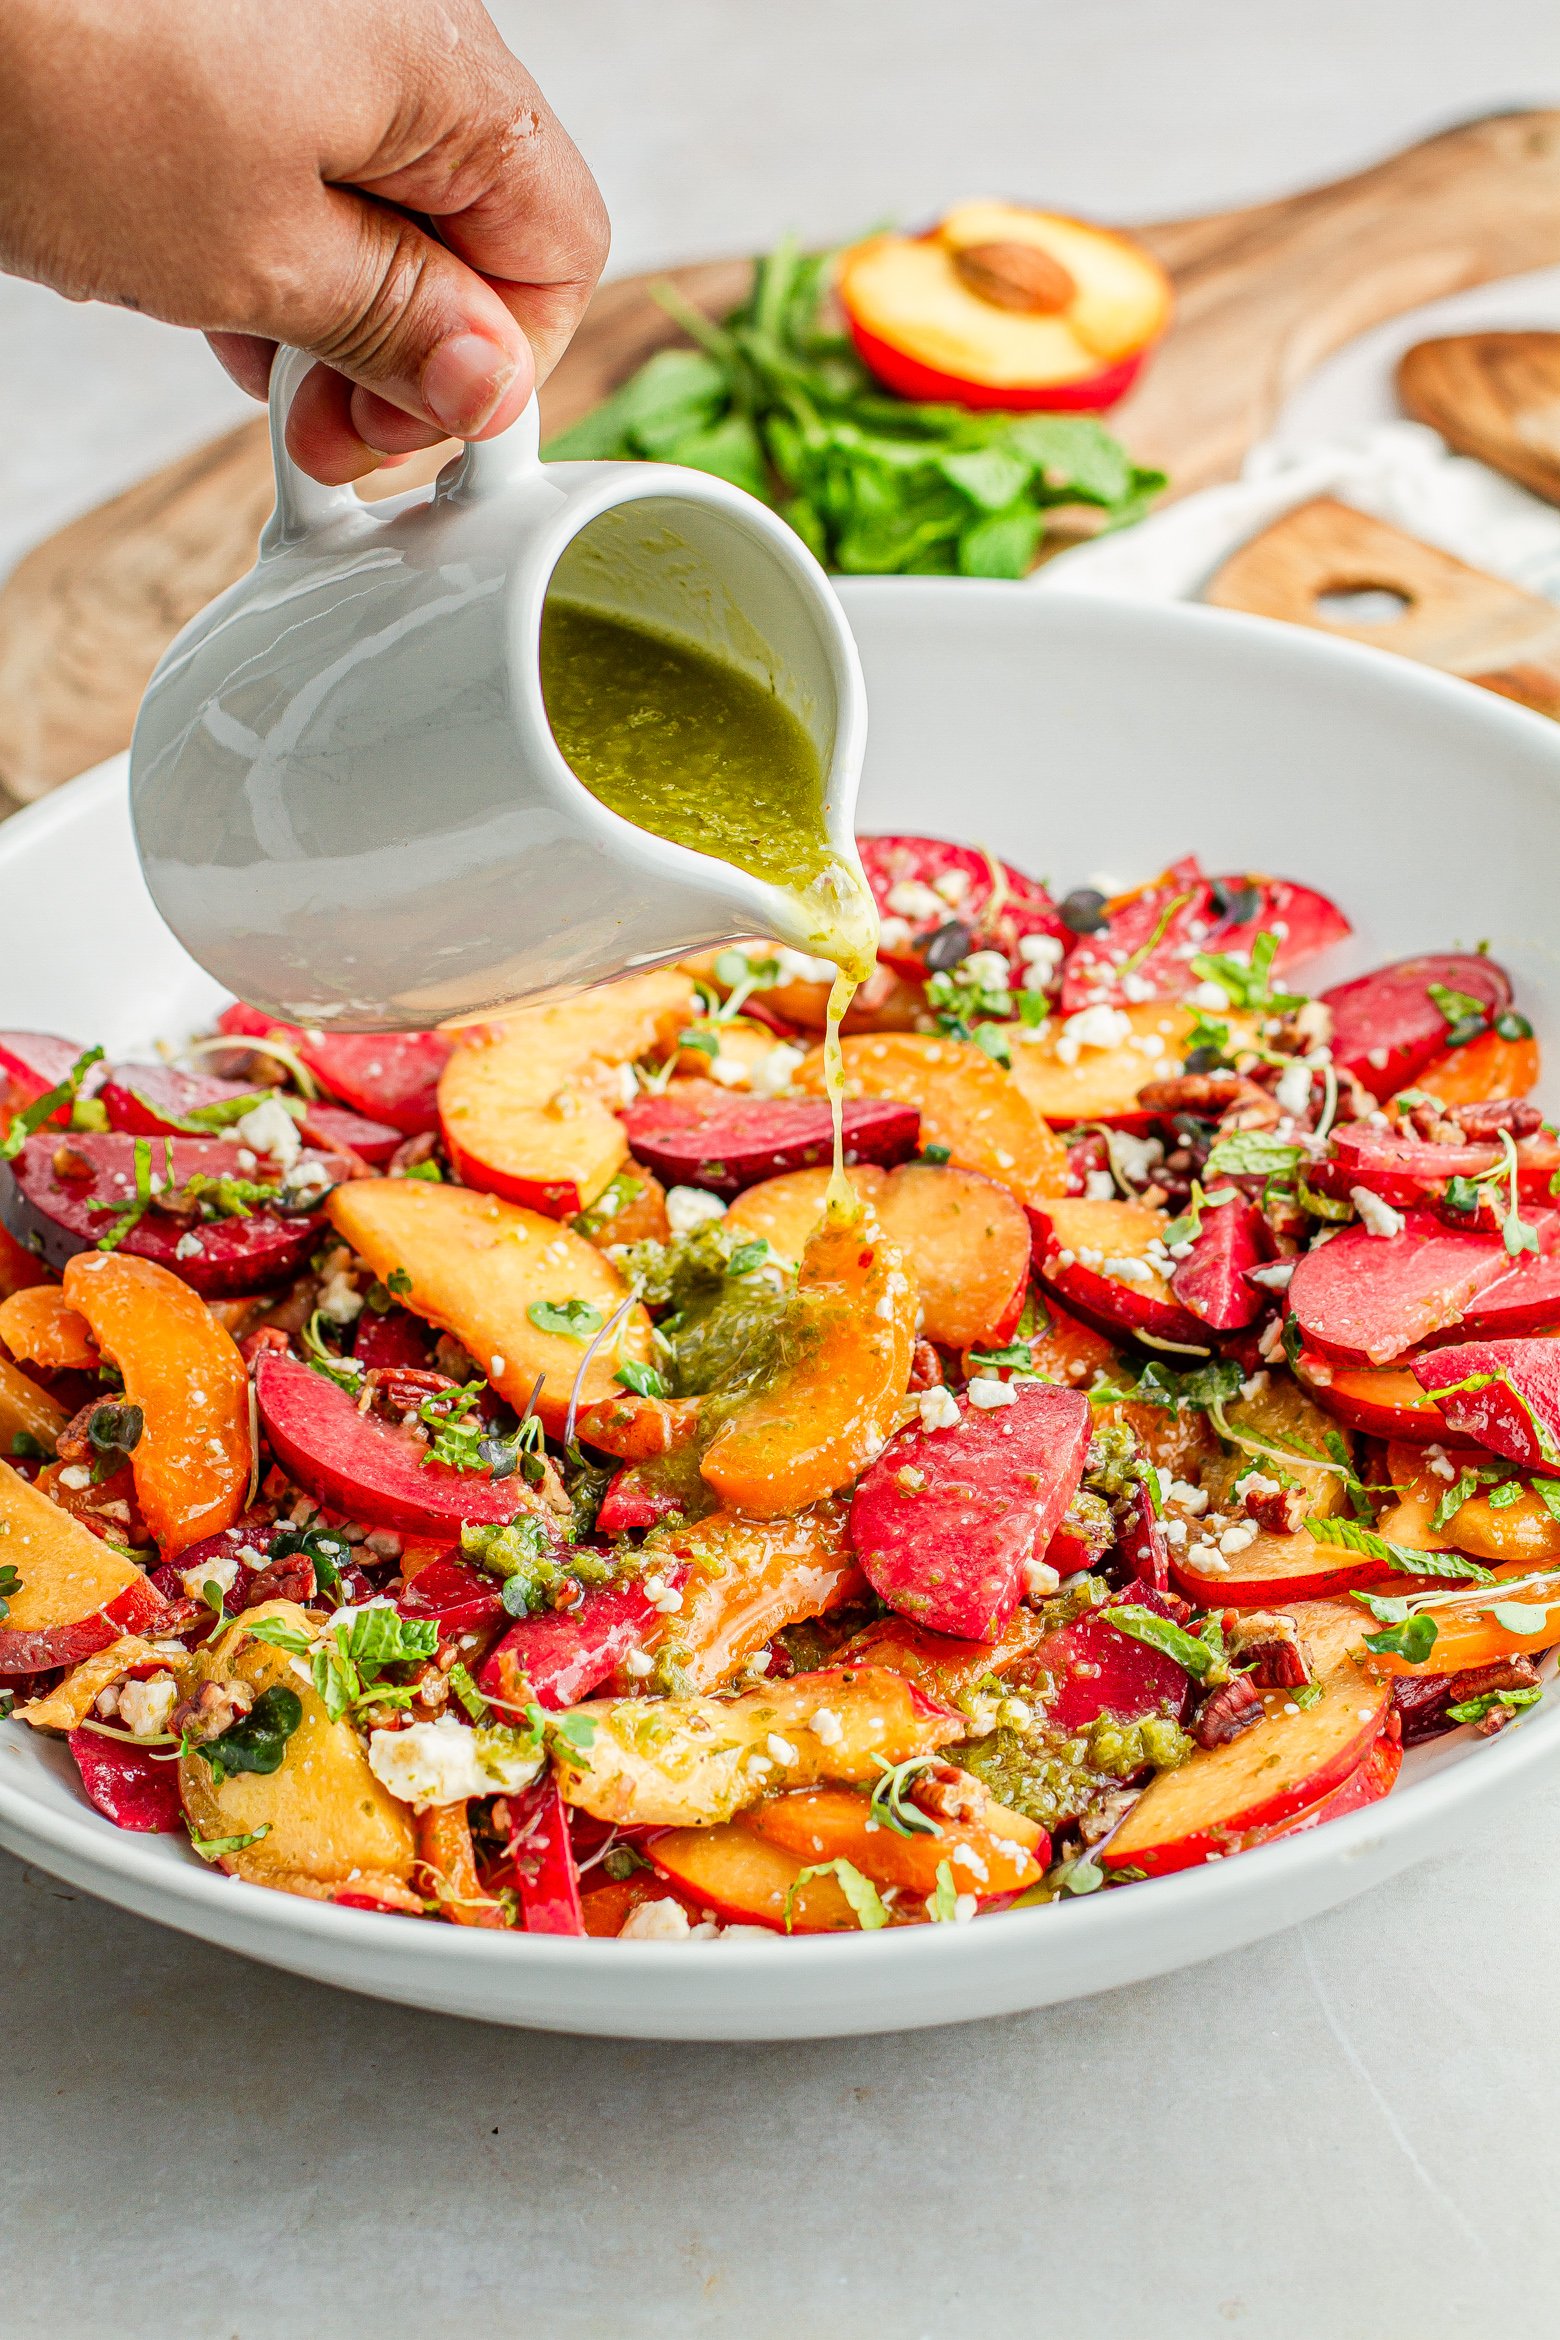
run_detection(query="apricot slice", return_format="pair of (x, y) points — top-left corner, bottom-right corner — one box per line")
(1359, 1558), (1560, 1676)
(1378, 1440), (1560, 1567)
(1031, 1196), (1207, 1346)
(1297, 1353), (1450, 1443)
(415, 1803), (509, 1928)
(326, 1177), (653, 1441)
(0, 1284), (98, 1370)
(699, 1203), (916, 1516)
(750, 1782), (1045, 1900)
(1199, 1375), (1351, 1527)
(645, 1504), (864, 1692)
(650, 1823), (864, 1933)
(726, 1161), (1030, 1348)
(0, 1456), (165, 1672)
(553, 1664), (961, 1827)
(1102, 1600), (1388, 1875)
(794, 1032), (1069, 1208)
(62, 1251), (250, 1557)
(178, 1601), (417, 1892)
(437, 970), (694, 1217)
(1004, 1003), (1251, 1129)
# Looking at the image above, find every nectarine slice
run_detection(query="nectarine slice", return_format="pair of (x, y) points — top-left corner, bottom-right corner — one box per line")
(437, 969), (695, 1217)
(1287, 1212), (1518, 1367)
(63, 1250), (251, 1556)
(1297, 1353), (1450, 1442)
(1102, 1599), (1388, 1875)
(794, 1032), (1069, 1209)
(725, 1165), (889, 1262)
(1358, 1558), (1560, 1677)
(750, 1783), (1045, 1900)
(644, 1503), (864, 1692)
(0, 1351), (67, 1457)
(1031, 1196), (1207, 1347)
(699, 1203), (916, 1517)
(0, 1284), (98, 1371)
(326, 1177), (653, 1440)
(836, 1610), (1046, 1703)
(1004, 1004), (1253, 1129)
(650, 1823), (864, 1933)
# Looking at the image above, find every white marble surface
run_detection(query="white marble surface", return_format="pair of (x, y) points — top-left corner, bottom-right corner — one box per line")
(6, 5), (1560, 2331)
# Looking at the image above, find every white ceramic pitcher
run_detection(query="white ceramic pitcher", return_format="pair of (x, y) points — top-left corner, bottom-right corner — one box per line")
(129, 348), (868, 1029)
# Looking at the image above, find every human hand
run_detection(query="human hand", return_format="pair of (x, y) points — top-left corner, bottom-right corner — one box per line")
(0, 0), (609, 482)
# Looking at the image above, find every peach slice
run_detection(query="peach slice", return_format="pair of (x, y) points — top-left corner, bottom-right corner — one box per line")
(437, 969), (694, 1218)
(553, 1664), (961, 1828)
(838, 202), (1172, 410)
(643, 1504), (864, 1693)
(699, 1203), (916, 1516)
(178, 1601), (417, 1892)
(1381, 1440), (1560, 1569)
(1297, 1353), (1450, 1443)
(327, 1177), (653, 1441)
(836, 1610), (1046, 1703)
(0, 1284), (98, 1371)
(0, 1456), (165, 1672)
(725, 1160), (1030, 1348)
(1102, 1599), (1389, 1875)
(1415, 1026), (1541, 1107)
(63, 1251), (251, 1556)
(650, 1823), (865, 1933)
(750, 1782), (1045, 1901)
(1030, 1196), (1207, 1347)
(1171, 1527), (1396, 1609)
(794, 1032), (1070, 1209)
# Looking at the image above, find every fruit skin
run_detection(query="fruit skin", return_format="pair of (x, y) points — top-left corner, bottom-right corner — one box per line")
(0, 1031), (92, 1118)
(1297, 1352), (1450, 1443)
(438, 973), (694, 1218)
(1287, 1211), (1523, 1367)
(0, 1131), (325, 1297)
(0, 1456), (168, 1674)
(1458, 1250), (1560, 1341)
(1412, 1337), (1560, 1475)
(622, 1085), (920, 1200)
(750, 1781), (1046, 1901)
(326, 1177), (653, 1442)
(64, 1250), (252, 1557)
(856, 835), (1066, 976)
(799, 1033), (1072, 1227)
(217, 1004), (450, 1134)
(1025, 1593), (1194, 1730)
(1171, 1526), (1396, 1608)
(254, 1351), (549, 1537)
(1240, 1732), (1402, 1849)
(849, 1380), (1091, 1640)
(101, 1061), (401, 1165)
(503, 1779), (586, 1935)
(649, 1822), (863, 1933)
(845, 316), (1150, 411)
(1101, 1599), (1389, 1876)
(700, 1204), (917, 1518)
(68, 1727), (184, 1832)
(396, 1557), (505, 1638)
(1319, 954), (1513, 1102)
(1030, 1195), (1208, 1348)
(1058, 860), (1350, 1014)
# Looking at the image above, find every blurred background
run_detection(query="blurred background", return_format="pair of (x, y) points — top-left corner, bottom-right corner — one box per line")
(3, 0), (1559, 579)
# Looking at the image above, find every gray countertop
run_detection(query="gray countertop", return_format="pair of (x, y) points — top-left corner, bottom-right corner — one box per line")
(5, 5), (1560, 2331)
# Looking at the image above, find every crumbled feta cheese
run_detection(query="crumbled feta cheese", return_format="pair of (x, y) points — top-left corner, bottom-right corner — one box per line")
(933, 868), (971, 906)
(1258, 1316), (1287, 1363)
(765, 1733), (799, 1766)
(1248, 1259), (1295, 1291)
(809, 1706), (844, 1746)
(967, 1376), (1018, 1410)
(615, 1063), (640, 1107)
(665, 1185), (727, 1237)
(1275, 1060), (1314, 1118)
(1424, 1445), (1457, 1483)
(488, 1354), (506, 1378)
(1063, 1004), (1132, 1054)
(1163, 1518), (1188, 1549)
(95, 1682), (122, 1718)
(1366, 1047), (1390, 1072)
(918, 1384), (961, 1432)
(174, 1231), (205, 1260)
(1239, 1371), (1269, 1401)
(1219, 1523), (1259, 1556)
(1351, 1186), (1405, 1240)
(623, 1647), (655, 1678)
(951, 1842), (990, 1882)
(1102, 1256), (1153, 1283)
(885, 879), (946, 923)
(1133, 1034), (1166, 1060)
(1022, 1558), (1060, 1599)
(57, 1464), (93, 1491)
(619, 1896), (693, 1941)
(953, 1895), (978, 1925)
(1110, 1132), (1164, 1187)
(316, 1267), (364, 1325)
(1053, 1248), (1077, 1272)
(234, 1148), (257, 1171)
(1119, 971), (1155, 1004)
(234, 1094), (302, 1169)
(1017, 934), (1063, 970)
(1084, 1170), (1117, 1201)
(1188, 980), (1231, 1012)
(1240, 1473), (1281, 1500)
(181, 1550), (239, 1601)
(775, 946), (837, 986)
(963, 949), (1010, 990)
(708, 1054), (748, 1089)
(118, 1672), (178, 1739)
(367, 1716), (543, 1810)
(877, 915), (914, 955)
(750, 1043), (805, 1098)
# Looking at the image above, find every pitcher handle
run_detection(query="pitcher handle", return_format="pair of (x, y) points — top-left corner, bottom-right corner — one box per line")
(437, 395), (543, 503)
(259, 347), (363, 550)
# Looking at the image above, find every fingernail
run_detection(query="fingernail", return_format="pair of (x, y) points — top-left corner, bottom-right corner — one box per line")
(421, 333), (518, 434)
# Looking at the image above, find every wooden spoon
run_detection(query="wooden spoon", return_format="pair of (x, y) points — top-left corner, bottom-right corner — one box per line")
(1398, 330), (1560, 506)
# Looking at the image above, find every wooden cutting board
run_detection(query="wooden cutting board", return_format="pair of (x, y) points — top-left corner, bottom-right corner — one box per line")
(4, 106), (1560, 805)
(1397, 329), (1560, 505)
(1205, 495), (1560, 720)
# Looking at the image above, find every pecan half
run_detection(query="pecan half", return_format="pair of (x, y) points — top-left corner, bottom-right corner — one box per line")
(1225, 1609), (1310, 1689)
(390, 1132), (443, 1178)
(172, 1677), (256, 1745)
(909, 1760), (988, 1826)
(907, 1339), (943, 1393)
(1192, 1675), (1266, 1748)
(243, 1555), (316, 1607)
(1449, 1099), (1545, 1141)
(1242, 1484), (1308, 1537)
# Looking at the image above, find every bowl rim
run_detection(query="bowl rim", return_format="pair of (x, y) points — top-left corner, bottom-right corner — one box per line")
(6, 581), (1560, 2004)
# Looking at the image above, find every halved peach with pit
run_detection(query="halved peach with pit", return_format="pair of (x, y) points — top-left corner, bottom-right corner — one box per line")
(837, 201), (1172, 411)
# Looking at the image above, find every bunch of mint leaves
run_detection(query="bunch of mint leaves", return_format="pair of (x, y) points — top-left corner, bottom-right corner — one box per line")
(544, 238), (1165, 579)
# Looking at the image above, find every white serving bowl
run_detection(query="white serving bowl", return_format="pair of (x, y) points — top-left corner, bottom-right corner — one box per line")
(3, 581), (1558, 2038)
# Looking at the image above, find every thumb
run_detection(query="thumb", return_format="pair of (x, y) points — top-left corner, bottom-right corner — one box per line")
(273, 187), (538, 443)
